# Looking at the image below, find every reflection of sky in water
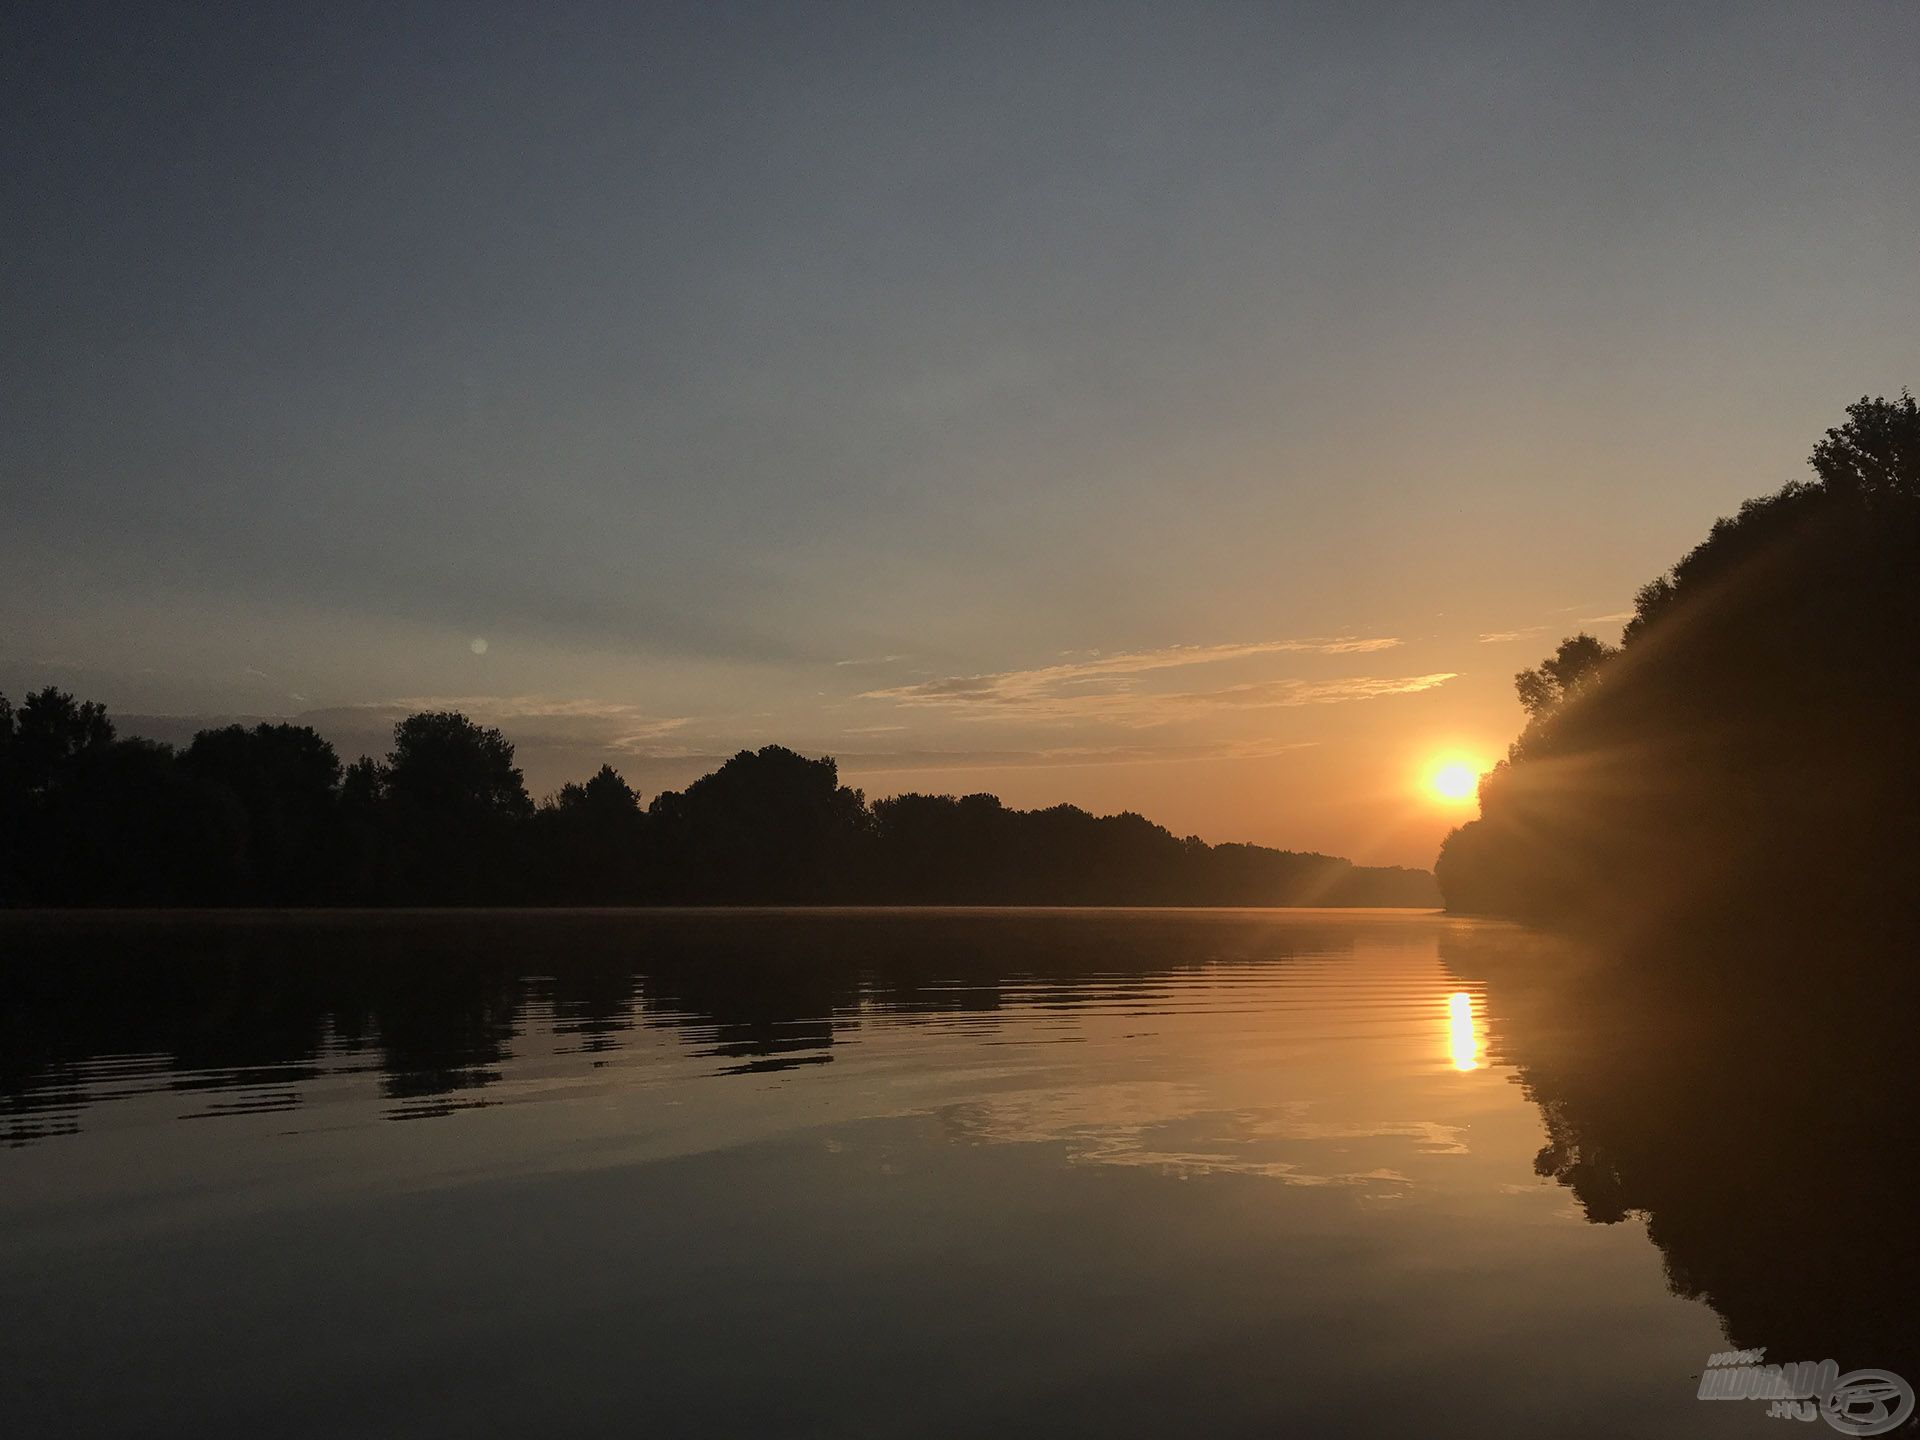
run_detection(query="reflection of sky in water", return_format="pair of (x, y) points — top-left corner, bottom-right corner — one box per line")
(0, 912), (1755, 1439)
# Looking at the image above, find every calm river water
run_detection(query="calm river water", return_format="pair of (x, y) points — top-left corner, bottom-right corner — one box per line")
(1, 909), (1907, 1438)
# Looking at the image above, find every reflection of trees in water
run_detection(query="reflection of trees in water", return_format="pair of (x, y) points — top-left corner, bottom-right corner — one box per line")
(0, 911), (1356, 1145)
(544, 964), (639, 1057)
(1441, 926), (1919, 1383)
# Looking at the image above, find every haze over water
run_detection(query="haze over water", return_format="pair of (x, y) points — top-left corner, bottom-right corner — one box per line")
(1, 909), (1803, 1438)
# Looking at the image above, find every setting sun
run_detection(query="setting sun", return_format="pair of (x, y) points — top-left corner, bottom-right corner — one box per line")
(1427, 760), (1482, 803)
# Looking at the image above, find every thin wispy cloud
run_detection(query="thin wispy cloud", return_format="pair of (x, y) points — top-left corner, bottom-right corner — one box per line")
(1477, 627), (1548, 644)
(607, 719), (695, 751)
(384, 694), (661, 721)
(375, 695), (693, 751)
(836, 738), (1323, 774)
(861, 633), (1449, 725)
(1171, 674), (1456, 712)
(861, 635), (1404, 717)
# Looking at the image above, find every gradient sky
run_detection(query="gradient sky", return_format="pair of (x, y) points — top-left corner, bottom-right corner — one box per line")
(5, 2), (1916, 867)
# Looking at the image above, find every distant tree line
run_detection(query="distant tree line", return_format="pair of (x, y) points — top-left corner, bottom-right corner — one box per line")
(1436, 393), (1920, 932)
(0, 698), (1436, 908)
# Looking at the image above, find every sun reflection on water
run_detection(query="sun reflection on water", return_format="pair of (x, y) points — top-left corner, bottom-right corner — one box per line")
(1447, 991), (1480, 1072)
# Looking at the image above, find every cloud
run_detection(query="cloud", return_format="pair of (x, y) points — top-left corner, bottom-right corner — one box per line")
(863, 671), (1456, 726)
(1169, 673), (1456, 712)
(1482, 611), (1631, 643)
(856, 633), (1445, 726)
(148, 695), (693, 757)
(833, 653), (909, 667)
(382, 694), (659, 721)
(935, 1084), (1440, 1187)
(607, 719), (695, 752)
(362, 695), (696, 755)
(836, 738), (1322, 773)
(860, 635), (1406, 721)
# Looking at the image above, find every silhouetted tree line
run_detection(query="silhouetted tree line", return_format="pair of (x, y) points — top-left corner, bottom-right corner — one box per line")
(1437, 392), (1920, 932)
(0, 701), (1436, 907)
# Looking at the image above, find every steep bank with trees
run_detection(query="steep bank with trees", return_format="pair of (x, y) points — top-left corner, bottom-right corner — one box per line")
(0, 697), (1435, 908)
(1437, 393), (1920, 932)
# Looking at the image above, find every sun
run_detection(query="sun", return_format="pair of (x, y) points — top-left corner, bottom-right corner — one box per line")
(1427, 759), (1482, 803)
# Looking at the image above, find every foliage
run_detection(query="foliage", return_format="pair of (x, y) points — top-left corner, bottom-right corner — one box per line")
(1513, 634), (1616, 719)
(1437, 393), (1920, 932)
(180, 724), (344, 902)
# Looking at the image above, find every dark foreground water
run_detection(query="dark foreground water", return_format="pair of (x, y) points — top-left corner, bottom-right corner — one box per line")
(1, 909), (1912, 1438)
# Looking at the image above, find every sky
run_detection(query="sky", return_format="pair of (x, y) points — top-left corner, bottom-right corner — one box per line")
(4, 2), (1917, 868)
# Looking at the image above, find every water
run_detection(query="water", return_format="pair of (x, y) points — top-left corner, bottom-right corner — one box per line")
(0, 909), (1905, 1437)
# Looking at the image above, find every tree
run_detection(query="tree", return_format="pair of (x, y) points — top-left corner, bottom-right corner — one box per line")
(2, 733), (246, 905)
(649, 746), (869, 902)
(1808, 390), (1919, 501)
(341, 755), (384, 809)
(554, 764), (638, 817)
(381, 712), (532, 902)
(1440, 393), (1920, 933)
(9, 686), (115, 794)
(181, 724), (344, 902)
(533, 765), (647, 903)
(386, 712), (532, 820)
(3, 688), (125, 903)
(334, 755), (393, 903)
(1514, 634), (1617, 719)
